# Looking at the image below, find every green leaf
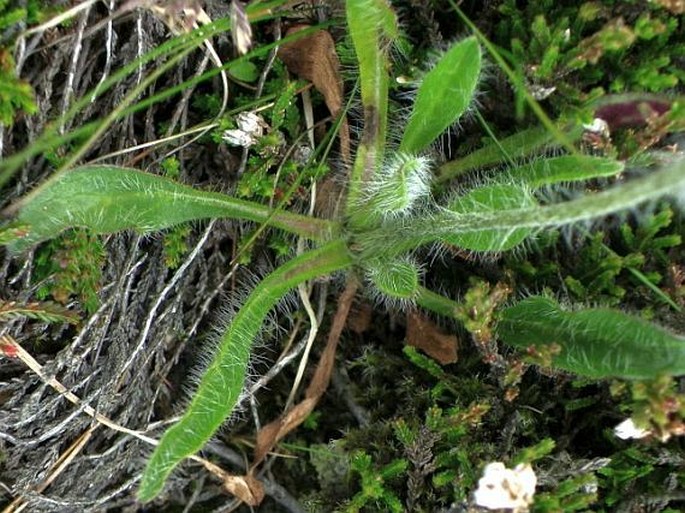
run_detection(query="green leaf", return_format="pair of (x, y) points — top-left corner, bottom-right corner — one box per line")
(271, 80), (300, 130)
(363, 154), (431, 219)
(0, 48), (37, 126)
(400, 37), (481, 154)
(138, 240), (353, 502)
(442, 183), (536, 251)
(497, 296), (685, 379)
(228, 60), (259, 82)
(0, 300), (79, 325)
(6, 166), (332, 251)
(360, 157), (685, 260)
(346, 0), (397, 217)
(508, 155), (624, 187)
(367, 257), (420, 299)
(437, 124), (584, 182)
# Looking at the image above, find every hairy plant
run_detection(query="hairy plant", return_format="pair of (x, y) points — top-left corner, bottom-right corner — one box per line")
(2, 0), (685, 506)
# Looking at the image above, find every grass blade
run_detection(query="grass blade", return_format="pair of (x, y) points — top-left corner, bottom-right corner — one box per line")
(436, 124), (584, 182)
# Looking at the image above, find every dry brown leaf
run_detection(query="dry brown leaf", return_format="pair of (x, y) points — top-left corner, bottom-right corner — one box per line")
(406, 311), (459, 365)
(252, 279), (359, 467)
(199, 459), (265, 506)
(279, 24), (351, 163)
(223, 474), (265, 506)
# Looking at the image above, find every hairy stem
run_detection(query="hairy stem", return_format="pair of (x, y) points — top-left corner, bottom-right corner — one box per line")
(416, 286), (461, 319)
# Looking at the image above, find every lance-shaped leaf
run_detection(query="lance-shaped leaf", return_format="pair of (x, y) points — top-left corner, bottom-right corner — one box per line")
(436, 124), (584, 182)
(358, 157), (685, 260)
(497, 296), (685, 379)
(442, 183), (536, 251)
(508, 155), (624, 188)
(138, 239), (353, 502)
(346, 0), (397, 217)
(4, 166), (332, 251)
(400, 37), (481, 154)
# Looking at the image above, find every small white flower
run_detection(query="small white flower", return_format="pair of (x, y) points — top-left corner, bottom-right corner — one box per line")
(222, 112), (268, 148)
(235, 112), (266, 134)
(473, 462), (537, 512)
(582, 118), (610, 137)
(222, 129), (255, 147)
(614, 418), (651, 440)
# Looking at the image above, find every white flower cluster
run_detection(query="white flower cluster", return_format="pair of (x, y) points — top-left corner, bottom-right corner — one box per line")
(473, 462), (537, 512)
(614, 418), (651, 440)
(223, 112), (268, 148)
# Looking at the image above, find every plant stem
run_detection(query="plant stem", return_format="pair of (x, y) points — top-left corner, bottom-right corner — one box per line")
(416, 286), (461, 318)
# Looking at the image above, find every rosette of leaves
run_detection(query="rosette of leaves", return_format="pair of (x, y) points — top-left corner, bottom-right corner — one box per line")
(2, 0), (685, 503)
